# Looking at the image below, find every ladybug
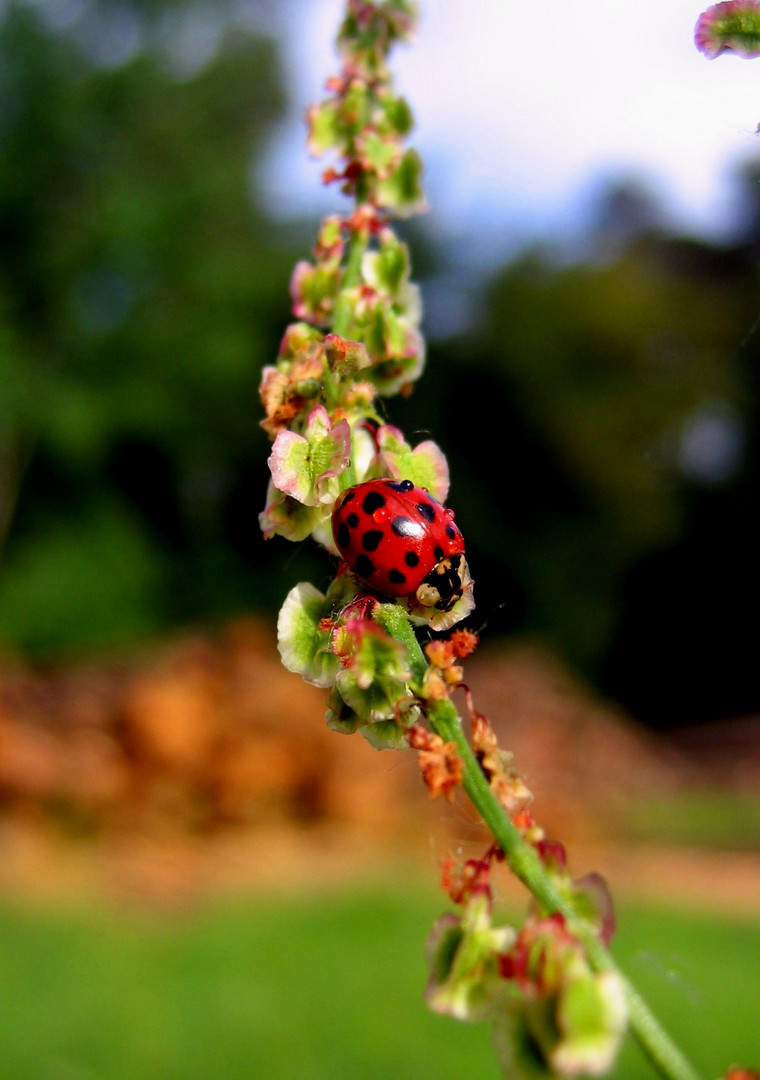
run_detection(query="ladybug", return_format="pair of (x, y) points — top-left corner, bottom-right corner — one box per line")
(331, 478), (468, 613)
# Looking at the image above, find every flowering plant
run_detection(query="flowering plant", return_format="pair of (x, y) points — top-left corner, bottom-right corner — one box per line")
(259, 3), (755, 1078)
(695, 0), (760, 58)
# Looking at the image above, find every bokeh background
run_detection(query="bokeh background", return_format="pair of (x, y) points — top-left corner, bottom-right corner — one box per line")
(1, 2), (759, 1078)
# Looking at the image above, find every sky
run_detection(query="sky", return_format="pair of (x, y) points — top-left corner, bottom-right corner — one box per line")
(261, 0), (760, 254)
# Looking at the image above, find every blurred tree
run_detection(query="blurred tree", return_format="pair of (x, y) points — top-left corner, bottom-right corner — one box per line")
(0, 0), (302, 653)
(1, 3), (758, 727)
(586, 175), (666, 258)
(396, 202), (760, 723)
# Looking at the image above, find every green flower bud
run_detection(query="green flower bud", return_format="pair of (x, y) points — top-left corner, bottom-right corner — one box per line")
(425, 895), (516, 1022)
(334, 612), (412, 724)
(376, 148), (426, 215)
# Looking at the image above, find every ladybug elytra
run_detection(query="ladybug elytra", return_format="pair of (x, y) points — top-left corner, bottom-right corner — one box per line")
(331, 478), (469, 613)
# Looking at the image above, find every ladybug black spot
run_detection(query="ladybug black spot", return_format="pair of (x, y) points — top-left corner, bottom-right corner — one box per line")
(362, 490), (386, 514)
(346, 512), (359, 529)
(445, 524), (457, 540)
(362, 529), (383, 552)
(353, 553), (376, 579)
(434, 545), (444, 562)
(404, 551), (419, 567)
(342, 490), (356, 504)
(389, 568), (406, 585)
(392, 515), (423, 539)
(416, 501), (436, 523)
(337, 523), (350, 549)
(387, 479), (414, 493)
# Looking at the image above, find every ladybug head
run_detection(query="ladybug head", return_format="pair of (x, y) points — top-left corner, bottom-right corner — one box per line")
(414, 553), (467, 612)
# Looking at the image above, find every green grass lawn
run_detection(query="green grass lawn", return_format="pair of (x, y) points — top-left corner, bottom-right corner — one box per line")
(0, 882), (757, 1080)
(621, 791), (760, 851)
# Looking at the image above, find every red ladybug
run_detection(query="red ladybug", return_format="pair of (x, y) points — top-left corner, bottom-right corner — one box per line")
(331, 478), (468, 612)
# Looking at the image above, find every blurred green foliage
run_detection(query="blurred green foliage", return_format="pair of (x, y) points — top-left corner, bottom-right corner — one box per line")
(1, 2), (759, 725)
(395, 200), (760, 724)
(0, 0), (299, 652)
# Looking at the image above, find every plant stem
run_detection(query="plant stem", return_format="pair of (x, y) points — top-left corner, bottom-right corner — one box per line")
(428, 697), (704, 1080)
(331, 222), (369, 340)
(333, 205), (703, 1078)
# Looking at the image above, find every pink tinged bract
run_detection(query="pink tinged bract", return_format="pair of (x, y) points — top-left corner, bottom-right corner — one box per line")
(375, 424), (450, 502)
(695, 1), (760, 58)
(268, 406), (351, 506)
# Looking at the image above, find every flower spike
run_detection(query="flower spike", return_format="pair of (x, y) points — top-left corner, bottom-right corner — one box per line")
(261, 5), (718, 1080)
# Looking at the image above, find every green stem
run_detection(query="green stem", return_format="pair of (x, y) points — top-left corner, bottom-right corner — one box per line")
(321, 217), (369, 450)
(372, 603), (429, 685)
(331, 224), (369, 339)
(368, 572), (703, 1080)
(428, 696), (704, 1080)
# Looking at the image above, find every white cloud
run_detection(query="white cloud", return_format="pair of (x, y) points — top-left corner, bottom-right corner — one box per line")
(261, 0), (760, 242)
